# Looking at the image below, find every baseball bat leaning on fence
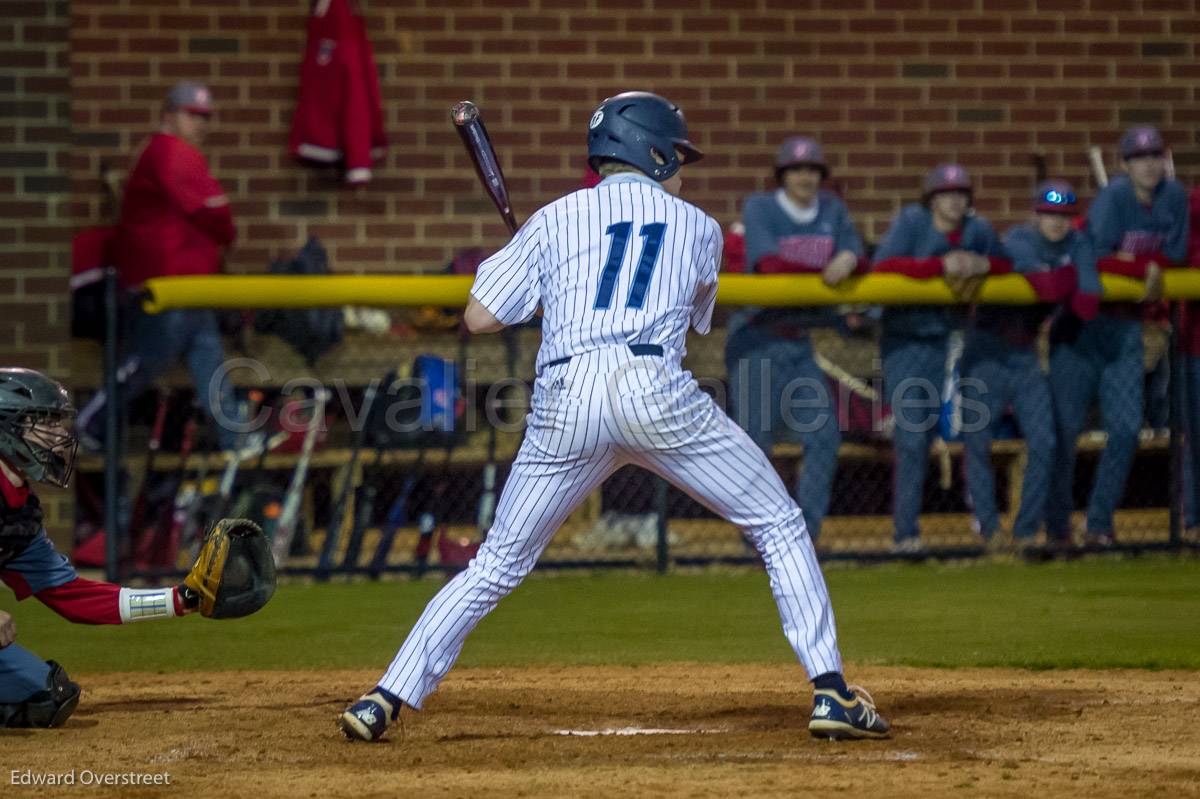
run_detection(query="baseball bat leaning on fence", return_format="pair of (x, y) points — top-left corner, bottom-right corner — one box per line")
(340, 446), (383, 574)
(938, 332), (965, 491)
(271, 389), (328, 567)
(370, 446), (423, 579)
(214, 391), (260, 520)
(318, 380), (380, 579)
(1088, 146), (1109, 189)
(173, 456), (212, 570)
(145, 404), (199, 569)
(127, 391), (169, 561)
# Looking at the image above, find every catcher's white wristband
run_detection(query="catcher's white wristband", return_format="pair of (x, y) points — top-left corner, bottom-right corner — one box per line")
(118, 587), (179, 623)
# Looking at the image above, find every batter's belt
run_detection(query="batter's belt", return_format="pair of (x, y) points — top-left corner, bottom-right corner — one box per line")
(540, 343), (664, 375)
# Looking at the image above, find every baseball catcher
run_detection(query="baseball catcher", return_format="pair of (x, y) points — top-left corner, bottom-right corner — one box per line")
(0, 367), (275, 728)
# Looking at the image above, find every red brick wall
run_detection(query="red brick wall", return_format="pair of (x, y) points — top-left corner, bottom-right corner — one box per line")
(69, 0), (1198, 275)
(3, 1), (71, 375)
(2, 2), (71, 534)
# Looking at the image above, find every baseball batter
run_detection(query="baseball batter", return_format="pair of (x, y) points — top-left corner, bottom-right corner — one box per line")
(341, 92), (889, 742)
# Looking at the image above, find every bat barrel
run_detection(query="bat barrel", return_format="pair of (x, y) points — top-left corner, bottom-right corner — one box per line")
(451, 100), (479, 126)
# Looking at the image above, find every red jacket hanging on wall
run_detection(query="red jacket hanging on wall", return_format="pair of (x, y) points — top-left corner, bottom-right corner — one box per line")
(288, 0), (386, 185)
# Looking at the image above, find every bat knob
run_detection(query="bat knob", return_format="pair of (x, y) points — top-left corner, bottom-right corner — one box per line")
(451, 101), (479, 126)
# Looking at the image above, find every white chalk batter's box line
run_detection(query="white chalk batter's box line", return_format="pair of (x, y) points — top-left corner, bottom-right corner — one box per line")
(553, 727), (726, 737)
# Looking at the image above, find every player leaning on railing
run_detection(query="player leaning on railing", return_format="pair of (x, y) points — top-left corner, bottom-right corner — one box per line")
(1047, 127), (1190, 547)
(0, 368), (275, 728)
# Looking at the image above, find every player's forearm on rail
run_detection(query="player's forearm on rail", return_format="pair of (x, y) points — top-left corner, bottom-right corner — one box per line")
(465, 295), (505, 334)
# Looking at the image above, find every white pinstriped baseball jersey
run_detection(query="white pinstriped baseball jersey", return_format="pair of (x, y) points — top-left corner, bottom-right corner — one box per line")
(470, 173), (721, 370)
(375, 172), (845, 711)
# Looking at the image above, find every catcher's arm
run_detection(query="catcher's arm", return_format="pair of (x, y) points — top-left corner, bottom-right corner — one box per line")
(182, 518), (276, 619)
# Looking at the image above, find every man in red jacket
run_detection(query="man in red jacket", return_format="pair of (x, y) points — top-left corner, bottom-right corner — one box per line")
(77, 82), (239, 451)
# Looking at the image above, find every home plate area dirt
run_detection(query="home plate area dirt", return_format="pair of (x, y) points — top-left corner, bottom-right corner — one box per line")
(3, 665), (1198, 798)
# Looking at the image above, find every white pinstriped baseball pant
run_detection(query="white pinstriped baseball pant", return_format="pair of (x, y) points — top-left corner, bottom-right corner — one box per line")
(379, 345), (843, 708)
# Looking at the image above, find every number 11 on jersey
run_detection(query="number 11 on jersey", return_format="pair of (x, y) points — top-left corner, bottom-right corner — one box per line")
(594, 222), (667, 310)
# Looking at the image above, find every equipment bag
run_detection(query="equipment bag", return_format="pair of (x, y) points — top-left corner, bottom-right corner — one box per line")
(254, 236), (343, 365)
(364, 356), (465, 450)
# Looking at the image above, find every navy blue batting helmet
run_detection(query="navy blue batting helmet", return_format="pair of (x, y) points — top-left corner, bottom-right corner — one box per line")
(586, 91), (703, 181)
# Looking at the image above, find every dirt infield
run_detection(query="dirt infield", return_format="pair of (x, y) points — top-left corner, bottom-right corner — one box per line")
(3, 665), (1198, 798)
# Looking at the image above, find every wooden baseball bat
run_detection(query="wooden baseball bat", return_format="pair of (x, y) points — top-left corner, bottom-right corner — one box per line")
(1088, 146), (1109, 188)
(317, 380), (379, 578)
(452, 100), (519, 235)
(271, 388), (328, 567)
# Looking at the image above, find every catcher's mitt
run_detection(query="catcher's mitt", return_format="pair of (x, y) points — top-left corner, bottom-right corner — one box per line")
(183, 519), (276, 619)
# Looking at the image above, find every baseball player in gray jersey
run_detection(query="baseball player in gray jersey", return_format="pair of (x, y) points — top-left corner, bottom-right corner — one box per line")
(340, 92), (889, 742)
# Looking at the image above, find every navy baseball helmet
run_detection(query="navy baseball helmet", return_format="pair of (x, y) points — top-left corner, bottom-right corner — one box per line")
(586, 91), (703, 181)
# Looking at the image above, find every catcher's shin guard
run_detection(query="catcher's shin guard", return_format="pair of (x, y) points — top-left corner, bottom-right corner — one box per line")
(1, 661), (81, 728)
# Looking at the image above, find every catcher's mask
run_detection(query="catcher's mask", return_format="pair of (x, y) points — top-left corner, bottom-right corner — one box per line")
(0, 368), (78, 488)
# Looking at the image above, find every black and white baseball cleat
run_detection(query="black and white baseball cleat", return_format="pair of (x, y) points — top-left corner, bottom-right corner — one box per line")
(340, 689), (399, 742)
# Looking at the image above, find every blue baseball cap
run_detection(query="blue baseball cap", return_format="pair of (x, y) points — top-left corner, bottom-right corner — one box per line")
(1033, 179), (1077, 214)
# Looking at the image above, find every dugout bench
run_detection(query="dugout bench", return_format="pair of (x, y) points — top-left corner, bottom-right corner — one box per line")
(70, 325), (1179, 567)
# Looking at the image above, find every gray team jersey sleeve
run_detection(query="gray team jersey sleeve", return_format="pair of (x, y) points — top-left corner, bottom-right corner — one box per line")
(690, 216), (723, 334)
(1163, 181), (1190, 264)
(964, 216), (1002, 257)
(1086, 182), (1123, 256)
(740, 193), (775, 273)
(832, 196), (865, 258)
(470, 211), (545, 325)
(1072, 231), (1101, 296)
(1001, 225), (1040, 272)
(872, 205), (920, 262)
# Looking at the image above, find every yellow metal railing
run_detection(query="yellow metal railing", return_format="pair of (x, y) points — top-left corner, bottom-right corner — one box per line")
(141, 270), (1200, 312)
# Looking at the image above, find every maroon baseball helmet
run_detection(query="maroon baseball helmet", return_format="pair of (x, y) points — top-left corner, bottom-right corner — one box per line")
(922, 163), (973, 202)
(775, 136), (828, 180)
(1119, 126), (1165, 160)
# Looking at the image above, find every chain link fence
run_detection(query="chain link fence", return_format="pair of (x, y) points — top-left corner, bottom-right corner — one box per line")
(71, 297), (1196, 580)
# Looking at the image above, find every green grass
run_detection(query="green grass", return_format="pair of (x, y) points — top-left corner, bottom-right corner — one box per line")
(3, 556), (1198, 673)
